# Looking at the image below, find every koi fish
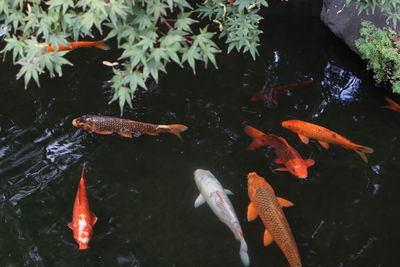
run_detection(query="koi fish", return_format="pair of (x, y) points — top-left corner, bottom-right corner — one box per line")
(68, 165), (97, 250)
(194, 169), (250, 267)
(251, 80), (313, 104)
(45, 41), (110, 52)
(282, 120), (374, 163)
(247, 172), (301, 267)
(381, 97), (400, 112)
(245, 126), (314, 178)
(72, 115), (188, 140)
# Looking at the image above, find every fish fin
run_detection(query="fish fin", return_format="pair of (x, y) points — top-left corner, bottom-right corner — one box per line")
(91, 212), (98, 225)
(244, 126), (268, 150)
(118, 132), (132, 138)
(276, 197), (294, 207)
(274, 167), (289, 172)
(94, 130), (113, 135)
(224, 189), (234, 195)
(132, 132), (142, 138)
(194, 194), (206, 208)
(166, 124), (188, 140)
(68, 222), (73, 229)
(298, 134), (309, 144)
(239, 239), (250, 267)
(247, 202), (258, 221)
(353, 145), (374, 163)
(305, 159), (315, 167)
(250, 92), (267, 102)
(263, 230), (274, 246)
(274, 158), (284, 164)
(146, 132), (159, 136)
(382, 97), (399, 110)
(318, 141), (329, 149)
(94, 40), (111, 50)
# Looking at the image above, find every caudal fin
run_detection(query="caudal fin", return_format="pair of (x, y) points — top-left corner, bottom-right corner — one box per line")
(167, 124), (188, 140)
(353, 145), (374, 163)
(244, 126), (270, 150)
(382, 97), (400, 111)
(94, 40), (111, 50)
(239, 239), (250, 267)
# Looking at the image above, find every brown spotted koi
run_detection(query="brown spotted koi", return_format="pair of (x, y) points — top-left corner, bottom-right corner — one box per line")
(72, 115), (188, 139)
(282, 120), (374, 163)
(247, 172), (301, 267)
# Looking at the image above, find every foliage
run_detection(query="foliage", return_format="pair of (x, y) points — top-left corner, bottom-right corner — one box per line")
(356, 21), (400, 93)
(346, 0), (400, 28)
(0, 0), (268, 113)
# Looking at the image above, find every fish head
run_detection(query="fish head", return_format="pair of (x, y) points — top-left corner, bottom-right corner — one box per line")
(247, 172), (273, 199)
(193, 169), (214, 187)
(72, 116), (93, 131)
(281, 120), (299, 132)
(289, 163), (308, 179)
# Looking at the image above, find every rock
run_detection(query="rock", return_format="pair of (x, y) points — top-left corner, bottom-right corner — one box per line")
(320, 0), (398, 56)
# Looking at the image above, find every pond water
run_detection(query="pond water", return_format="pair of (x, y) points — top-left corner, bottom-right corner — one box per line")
(0, 3), (399, 267)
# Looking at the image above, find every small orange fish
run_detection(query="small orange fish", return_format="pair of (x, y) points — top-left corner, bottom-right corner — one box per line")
(381, 97), (400, 112)
(45, 41), (110, 52)
(247, 172), (301, 267)
(245, 126), (314, 178)
(251, 80), (313, 104)
(68, 165), (97, 250)
(282, 120), (374, 163)
(72, 115), (188, 140)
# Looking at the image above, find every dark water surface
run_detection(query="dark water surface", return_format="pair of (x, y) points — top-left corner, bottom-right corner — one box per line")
(0, 6), (399, 267)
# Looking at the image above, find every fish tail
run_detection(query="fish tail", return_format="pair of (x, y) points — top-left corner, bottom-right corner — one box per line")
(353, 145), (374, 163)
(94, 40), (110, 50)
(239, 239), (250, 267)
(166, 124), (188, 140)
(244, 126), (270, 150)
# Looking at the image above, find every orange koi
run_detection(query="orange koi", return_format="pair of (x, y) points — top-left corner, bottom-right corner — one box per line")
(45, 41), (110, 52)
(247, 172), (301, 267)
(381, 97), (400, 112)
(72, 115), (188, 140)
(68, 165), (97, 250)
(282, 120), (374, 163)
(251, 80), (313, 104)
(245, 126), (314, 178)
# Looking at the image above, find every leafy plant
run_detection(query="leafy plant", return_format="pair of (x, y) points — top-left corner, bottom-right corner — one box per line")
(346, 0), (400, 28)
(0, 0), (268, 113)
(356, 21), (400, 93)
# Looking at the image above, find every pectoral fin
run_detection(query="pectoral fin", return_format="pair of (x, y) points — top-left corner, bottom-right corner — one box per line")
(277, 197), (294, 207)
(95, 130), (113, 135)
(247, 202), (258, 221)
(318, 141), (329, 149)
(298, 134), (309, 144)
(194, 194), (206, 208)
(263, 229), (274, 246)
(146, 132), (159, 136)
(118, 132), (132, 138)
(274, 158), (284, 164)
(91, 212), (98, 225)
(305, 159), (315, 167)
(224, 189), (234, 195)
(68, 222), (73, 230)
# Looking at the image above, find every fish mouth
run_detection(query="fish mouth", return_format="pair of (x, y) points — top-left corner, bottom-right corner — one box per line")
(72, 119), (79, 127)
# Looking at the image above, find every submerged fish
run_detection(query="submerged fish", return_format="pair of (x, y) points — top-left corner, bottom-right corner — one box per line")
(72, 115), (188, 139)
(69, 165), (97, 250)
(194, 169), (250, 266)
(251, 80), (313, 104)
(245, 126), (314, 178)
(381, 97), (400, 112)
(282, 120), (374, 163)
(247, 172), (301, 267)
(45, 40), (110, 52)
